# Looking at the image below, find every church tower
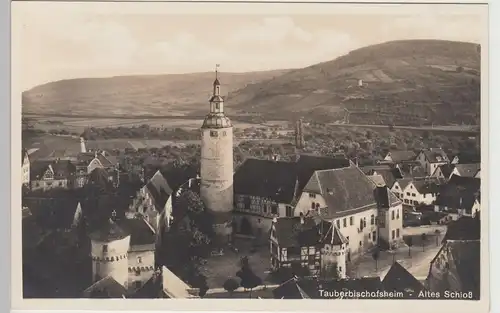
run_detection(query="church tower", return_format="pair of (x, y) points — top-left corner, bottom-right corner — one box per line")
(200, 65), (234, 245)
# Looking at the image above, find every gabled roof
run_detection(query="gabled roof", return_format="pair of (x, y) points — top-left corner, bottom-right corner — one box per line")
(368, 174), (386, 187)
(420, 148), (449, 163)
(295, 154), (351, 191)
(427, 240), (480, 299)
(382, 261), (424, 295)
(304, 167), (400, 219)
(145, 170), (173, 212)
(452, 152), (481, 164)
(435, 164), (455, 178)
(118, 218), (156, 249)
(83, 276), (127, 298)
(88, 218), (131, 242)
(443, 216), (480, 242)
(386, 150), (416, 163)
(448, 175), (481, 190)
(233, 158), (298, 204)
(272, 277), (311, 299)
(30, 160), (76, 181)
(454, 163), (481, 178)
(394, 178), (412, 190)
(272, 217), (339, 248)
(411, 178), (443, 195)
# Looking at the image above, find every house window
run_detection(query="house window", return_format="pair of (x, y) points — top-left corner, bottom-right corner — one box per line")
(370, 214), (375, 225)
(103, 245), (108, 253)
(343, 218), (347, 228)
(406, 192), (410, 196)
(210, 131), (218, 137)
(309, 193), (316, 198)
(368, 233), (371, 239)
(338, 266), (342, 273)
(412, 193), (416, 197)
(311, 202), (316, 210)
(287, 247), (301, 257)
(222, 131), (227, 136)
(363, 217), (367, 228)
(263, 204), (268, 213)
(271, 205), (278, 215)
(396, 228), (400, 238)
(350, 217), (354, 226)
(346, 236), (349, 245)
(391, 210), (395, 220)
(394, 185), (399, 189)
(372, 231), (377, 242)
(286, 206), (293, 217)
(336, 220), (340, 229)
(396, 209), (400, 219)
(392, 230), (395, 240)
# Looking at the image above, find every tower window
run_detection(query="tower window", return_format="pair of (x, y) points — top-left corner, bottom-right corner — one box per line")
(215, 103), (220, 110)
(210, 131), (218, 137)
(102, 245), (108, 253)
(223, 131), (227, 136)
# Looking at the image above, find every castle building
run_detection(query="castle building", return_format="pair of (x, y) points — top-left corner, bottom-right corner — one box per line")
(199, 67), (234, 244)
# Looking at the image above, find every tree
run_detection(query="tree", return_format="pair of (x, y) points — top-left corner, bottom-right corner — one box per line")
(372, 248), (380, 271)
(223, 278), (240, 298)
(421, 233), (428, 251)
(236, 260), (262, 299)
(406, 236), (413, 257)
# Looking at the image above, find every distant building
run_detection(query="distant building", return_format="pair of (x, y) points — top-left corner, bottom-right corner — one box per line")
(450, 152), (481, 165)
(127, 170), (174, 246)
(383, 151), (416, 164)
(397, 177), (444, 207)
(416, 148), (450, 176)
(30, 159), (76, 191)
(449, 163), (481, 179)
(425, 240), (480, 300)
(431, 164), (455, 180)
(435, 175), (480, 218)
(22, 148), (30, 186)
(75, 151), (119, 188)
(269, 216), (348, 278)
(360, 165), (403, 188)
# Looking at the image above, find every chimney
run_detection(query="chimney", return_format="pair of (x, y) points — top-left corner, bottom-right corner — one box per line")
(188, 178), (192, 188)
(375, 186), (389, 209)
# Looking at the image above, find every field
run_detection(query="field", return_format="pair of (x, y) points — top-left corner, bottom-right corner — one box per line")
(26, 116), (288, 133)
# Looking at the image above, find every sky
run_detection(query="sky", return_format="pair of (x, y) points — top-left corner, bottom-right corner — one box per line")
(12, 2), (487, 91)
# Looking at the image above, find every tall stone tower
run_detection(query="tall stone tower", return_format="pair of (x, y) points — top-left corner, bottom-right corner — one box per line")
(200, 65), (234, 245)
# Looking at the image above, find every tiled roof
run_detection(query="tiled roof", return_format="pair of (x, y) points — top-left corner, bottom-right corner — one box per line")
(436, 164), (455, 178)
(394, 178), (412, 190)
(88, 218), (131, 242)
(454, 163), (481, 178)
(118, 218), (156, 247)
(443, 216), (480, 242)
(368, 174), (386, 187)
(145, 170), (173, 212)
(83, 276), (127, 298)
(304, 167), (400, 219)
(273, 217), (343, 248)
(233, 158), (298, 204)
(411, 179), (442, 195)
(272, 277), (311, 299)
(448, 175), (481, 190)
(421, 148), (449, 163)
(427, 240), (480, 299)
(295, 154), (351, 191)
(452, 152), (481, 164)
(382, 261), (424, 296)
(30, 160), (76, 181)
(161, 266), (199, 298)
(386, 150), (416, 163)
(23, 191), (81, 230)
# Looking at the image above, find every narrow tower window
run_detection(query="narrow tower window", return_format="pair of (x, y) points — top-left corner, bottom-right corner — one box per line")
(215, 103), (220, 110)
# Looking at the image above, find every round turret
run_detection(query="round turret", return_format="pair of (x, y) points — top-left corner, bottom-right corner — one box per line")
(89, 218), (131, 287)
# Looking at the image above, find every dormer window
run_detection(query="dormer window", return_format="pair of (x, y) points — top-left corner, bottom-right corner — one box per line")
(327, 188), (333, 195)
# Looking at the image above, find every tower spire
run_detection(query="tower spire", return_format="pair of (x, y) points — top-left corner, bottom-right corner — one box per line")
(212, 64), (221, 98)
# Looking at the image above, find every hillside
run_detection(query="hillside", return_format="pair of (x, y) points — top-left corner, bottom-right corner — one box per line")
(22, 70), (290, 117)
(22, 40), (481, 126)
(227, 40), (481, 126)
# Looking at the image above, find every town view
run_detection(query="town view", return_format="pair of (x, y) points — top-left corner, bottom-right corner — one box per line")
(17, 8), (482, 300)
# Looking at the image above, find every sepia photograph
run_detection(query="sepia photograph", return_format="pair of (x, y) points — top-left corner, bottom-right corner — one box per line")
(11, 1), (489, 310)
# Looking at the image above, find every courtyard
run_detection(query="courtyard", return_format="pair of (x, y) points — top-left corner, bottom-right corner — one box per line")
(199, 237), (274, 289)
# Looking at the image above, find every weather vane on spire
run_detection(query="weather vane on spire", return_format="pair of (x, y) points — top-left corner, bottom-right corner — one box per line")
(215, 64), (220, 79)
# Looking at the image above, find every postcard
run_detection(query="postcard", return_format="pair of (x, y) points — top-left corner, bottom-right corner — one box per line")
(11, 1), (489, 312)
